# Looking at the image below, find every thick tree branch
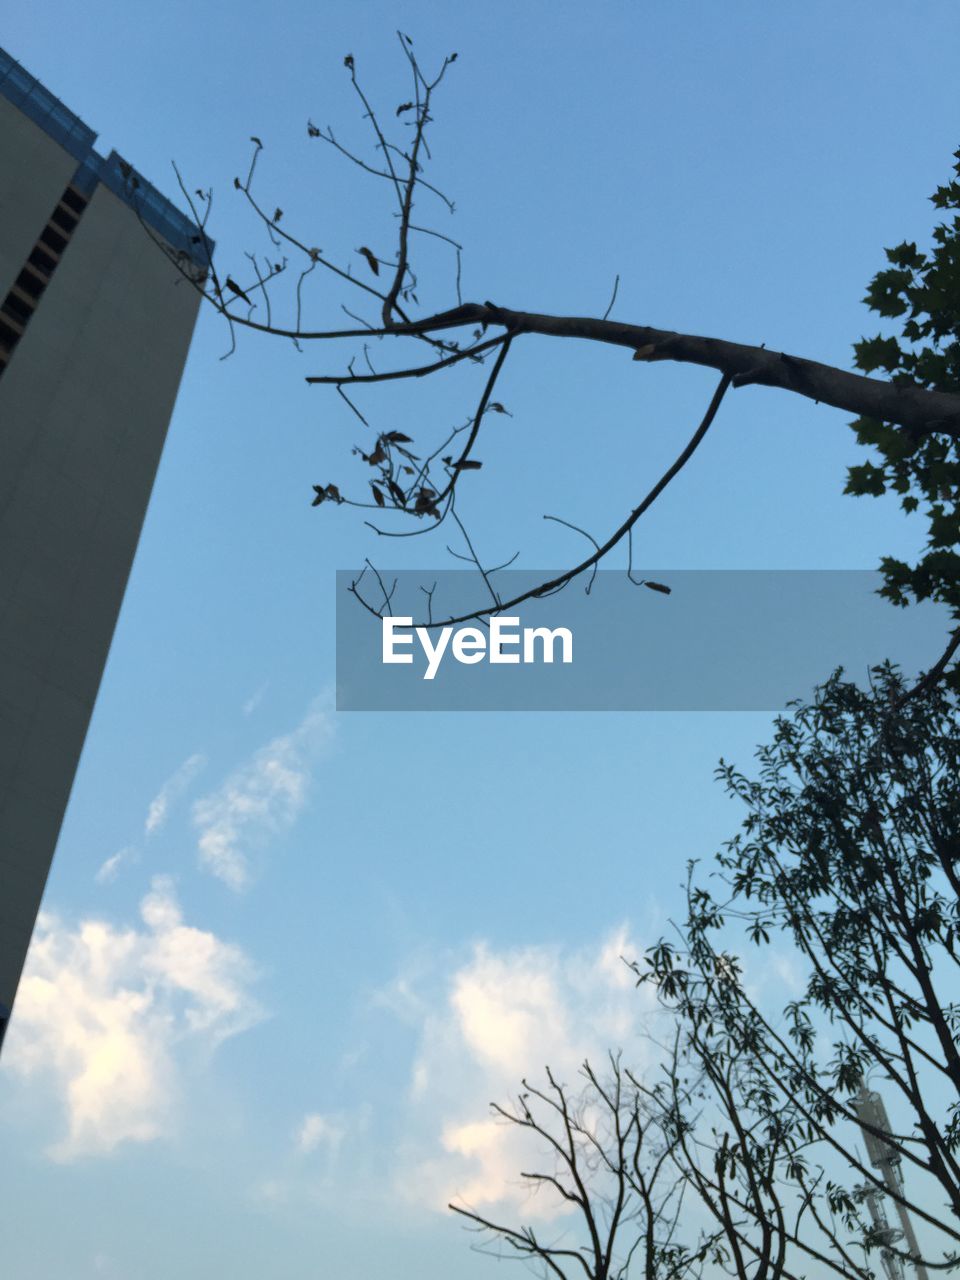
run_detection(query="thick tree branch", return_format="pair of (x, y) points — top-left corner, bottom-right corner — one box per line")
(469, 304), (960, 438)
(168, 37), (960, 650)
(148, 231), (960, 436)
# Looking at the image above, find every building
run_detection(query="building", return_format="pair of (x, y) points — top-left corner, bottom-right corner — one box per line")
(0, 48), (211, 1052)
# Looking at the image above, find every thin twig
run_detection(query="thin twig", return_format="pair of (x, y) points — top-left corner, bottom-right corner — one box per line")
(543, 515), (601, 595)
(603, 273), (620, 322)
(352, 373), (731, 628)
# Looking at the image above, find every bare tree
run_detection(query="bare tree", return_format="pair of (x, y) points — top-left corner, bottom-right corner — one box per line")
(131, 35), (960, 687)
(448, 1054), (726, 1280)
(449, 1043), (892, 1280)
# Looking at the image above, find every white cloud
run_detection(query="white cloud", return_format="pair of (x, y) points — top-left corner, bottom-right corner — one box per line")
(297, 1111), (346, 1154)
(252, 1177), (286, 1205)
(771, 949), (806, 996)
(191, 699), (334, 891)
(93, 756), (205, 886)
(244, 931), (657, 1220)
(242, 682), (269, 717)
(387, 926), (660, 1217)
(250, 1106), (372, 1210)
(94, 846), (138, 885)
(145, 753), (206, 836)
(4, 877), (262, 1161)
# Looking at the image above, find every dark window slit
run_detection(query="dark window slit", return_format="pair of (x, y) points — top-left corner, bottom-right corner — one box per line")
(2, 294), (33, 323)
(0, 319), (21, 349)
(51, 207), (78, 234)
(39, 226), (67, 254)
(61, 187), (87, 214)
(27, 246), (57, 276)
(15, 269), (45, 300)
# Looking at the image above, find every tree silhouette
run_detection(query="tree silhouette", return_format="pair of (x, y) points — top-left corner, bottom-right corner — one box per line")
(135, 35), (958, 689)
(448, 1054), (727, 1280)
(453, 669), (960, 1278)
(638, 663), (960, 1277)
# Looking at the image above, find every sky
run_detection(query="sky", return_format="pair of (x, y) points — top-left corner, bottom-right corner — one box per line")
(2, 3), (960, 1277)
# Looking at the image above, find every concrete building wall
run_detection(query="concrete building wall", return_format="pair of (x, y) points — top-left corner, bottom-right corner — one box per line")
(0, 121), (203, 1029)
(0, 96), (78, 300)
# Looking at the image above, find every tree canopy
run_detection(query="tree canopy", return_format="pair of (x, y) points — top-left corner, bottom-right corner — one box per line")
(847, 149), (960, 630)
(637, 663), (960, 1276)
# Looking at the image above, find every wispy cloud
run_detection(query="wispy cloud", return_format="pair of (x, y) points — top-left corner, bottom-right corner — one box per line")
(4, 877), (262, 1161)
(145, 753), (206, 837)
(382, 927), (659, 1217)
(94, 846), (138, 885)
(245, 930), (657, 1220)
(296, 1111), (346, 1154)
(242, 682), (269, 717)
(250, 1106), (370, 1209)
(94, 754), (206, 887)
(191, 699), (334, 891)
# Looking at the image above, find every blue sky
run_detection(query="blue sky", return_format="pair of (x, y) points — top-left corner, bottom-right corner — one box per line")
(2, 3), (959, 1277)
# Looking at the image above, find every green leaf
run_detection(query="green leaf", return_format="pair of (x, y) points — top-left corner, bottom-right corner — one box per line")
(845, 463), (887, 497)
(853, 334), (903, 373)
(885, 241), (925, 271)
(863, 268), (913, 318)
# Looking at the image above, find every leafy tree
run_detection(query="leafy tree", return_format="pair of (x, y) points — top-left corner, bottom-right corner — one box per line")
(639, 664), (960, 1277)
(846, 153), (960, 675)
(460, 669), (959, 1279)
(144, 37), (960, 683)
